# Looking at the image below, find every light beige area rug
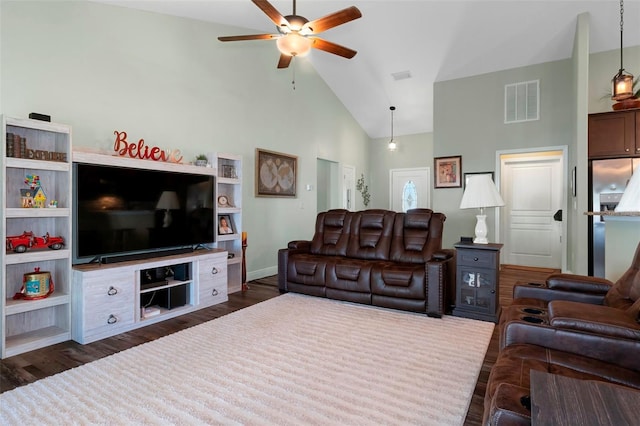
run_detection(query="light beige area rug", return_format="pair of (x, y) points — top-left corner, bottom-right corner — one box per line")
(0, 293), (494, 425)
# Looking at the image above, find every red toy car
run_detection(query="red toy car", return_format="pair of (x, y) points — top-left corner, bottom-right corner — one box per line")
(6, 232), (65, 253)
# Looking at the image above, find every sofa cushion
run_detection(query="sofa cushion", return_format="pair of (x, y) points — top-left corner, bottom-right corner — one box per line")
(286, 254), (329, 287)
(310, 209), (352, 256)
(390, 209), (445, 264)
(326, 259), (373, 293)
(370, 262), (426, 300)
(346, 210), (395, 260)
(548, 300), (640, 340)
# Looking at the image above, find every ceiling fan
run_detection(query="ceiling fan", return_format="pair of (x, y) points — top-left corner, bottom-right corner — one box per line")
(218, 0), (362, 69)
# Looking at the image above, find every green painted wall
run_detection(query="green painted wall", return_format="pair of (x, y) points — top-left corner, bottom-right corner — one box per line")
(368, 132), (434, 209)
(0, 1), (370, 279)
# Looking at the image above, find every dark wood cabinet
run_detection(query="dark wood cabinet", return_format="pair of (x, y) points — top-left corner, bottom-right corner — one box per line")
(588, 109), (640, 159)
(452, 242), (503, 323)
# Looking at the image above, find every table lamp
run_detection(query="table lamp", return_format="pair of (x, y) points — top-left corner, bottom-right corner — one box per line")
(459, 174), (505, 244)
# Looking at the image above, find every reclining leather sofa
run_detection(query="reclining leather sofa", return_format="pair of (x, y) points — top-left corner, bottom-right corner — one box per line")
(278, 208), (455, 317)
(483, 241), (640, 425)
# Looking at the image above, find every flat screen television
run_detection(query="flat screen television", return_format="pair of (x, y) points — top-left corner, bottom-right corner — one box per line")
(73, 163), (215, 264)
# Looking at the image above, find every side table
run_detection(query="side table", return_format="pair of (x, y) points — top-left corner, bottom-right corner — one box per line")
(452, 241), (503, 322)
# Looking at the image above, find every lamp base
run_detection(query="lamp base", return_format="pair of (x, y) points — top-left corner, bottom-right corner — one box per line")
(474, 214), (489, 244)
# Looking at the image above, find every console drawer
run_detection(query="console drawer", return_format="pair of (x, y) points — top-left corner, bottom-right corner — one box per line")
(456, 248), (497, 268)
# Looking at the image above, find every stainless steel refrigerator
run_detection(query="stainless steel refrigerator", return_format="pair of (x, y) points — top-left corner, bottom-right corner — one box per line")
(589, 158), (640, 277)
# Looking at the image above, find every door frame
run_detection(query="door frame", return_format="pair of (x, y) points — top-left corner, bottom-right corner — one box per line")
(342, 164), (356, 211)
(389, 167), (431, 211)
(495, 145), (568, 271)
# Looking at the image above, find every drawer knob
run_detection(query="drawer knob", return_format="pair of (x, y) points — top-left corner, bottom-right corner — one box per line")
(490, 289), (496, 294)
(107, 286), (118, 296)
(212, 288), (219, 296)
(211, 267), (218, 275)
(107, 314), (118, 325)
(473, 257), (479, 261)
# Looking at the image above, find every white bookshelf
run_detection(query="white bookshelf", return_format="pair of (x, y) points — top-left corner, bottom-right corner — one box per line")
(1, 116), (73, 358)
(212, 152), (243, 293)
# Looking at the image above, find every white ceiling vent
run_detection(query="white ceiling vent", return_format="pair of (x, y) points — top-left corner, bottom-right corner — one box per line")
(391, 70), (412, 81)
(504, 80), (539, 124)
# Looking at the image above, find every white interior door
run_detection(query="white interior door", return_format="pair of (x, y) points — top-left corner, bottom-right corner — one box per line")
(390, 168), (430, 212)
(342, 164), (356, 211)
(500, 152), (564, 268)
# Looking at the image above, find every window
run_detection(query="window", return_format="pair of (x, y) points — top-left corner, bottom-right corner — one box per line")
(402, 180), (417, 212)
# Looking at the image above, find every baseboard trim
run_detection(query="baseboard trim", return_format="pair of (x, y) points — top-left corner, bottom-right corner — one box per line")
(248, 266), (277, 282)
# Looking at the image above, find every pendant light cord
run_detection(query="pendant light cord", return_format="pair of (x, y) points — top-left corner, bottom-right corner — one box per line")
(619, 0), (624, 71)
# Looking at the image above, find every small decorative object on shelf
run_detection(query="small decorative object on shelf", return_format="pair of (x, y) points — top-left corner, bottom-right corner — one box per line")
(21, 174), (47, 208)
(13, 267), (55, 300)
(217, 195), (234, 208)
(195, 154), (208, 167)
(6, 231), (65, 253)
(221, 164), (237, 178)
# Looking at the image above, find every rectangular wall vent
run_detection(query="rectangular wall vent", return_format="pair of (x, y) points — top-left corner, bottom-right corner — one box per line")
(504, 80), (539, 124)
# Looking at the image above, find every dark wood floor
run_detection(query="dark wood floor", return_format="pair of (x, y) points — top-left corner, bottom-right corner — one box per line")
(1, 266), (557, 425)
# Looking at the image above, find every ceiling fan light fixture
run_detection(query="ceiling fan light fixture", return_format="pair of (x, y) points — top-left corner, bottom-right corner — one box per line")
(277, 33), (312, 57)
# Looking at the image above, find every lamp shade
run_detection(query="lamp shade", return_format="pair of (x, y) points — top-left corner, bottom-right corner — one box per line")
(156, 191), (180, 210)
(277, 33), (312, 57)
(460, 174), (505, 210)
(612, 71), (634, 101)
(615, 165), (640, 212)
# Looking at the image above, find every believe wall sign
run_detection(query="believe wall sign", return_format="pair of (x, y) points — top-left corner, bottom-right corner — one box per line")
(113, 130), (183, 163)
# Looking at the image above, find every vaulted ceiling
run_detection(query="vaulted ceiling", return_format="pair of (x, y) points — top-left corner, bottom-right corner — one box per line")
(95, 1), (640, 138)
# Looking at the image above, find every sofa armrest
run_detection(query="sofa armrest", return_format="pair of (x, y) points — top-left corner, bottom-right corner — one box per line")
(546, 273), (612, 293)
(513, 281), (607, 305)
(548, 300), (640, 341)
(500, 321), (640, 371)
(425, 253), (455, 318)
(278, 242), (312, 293)
(287, 240), (312, 251)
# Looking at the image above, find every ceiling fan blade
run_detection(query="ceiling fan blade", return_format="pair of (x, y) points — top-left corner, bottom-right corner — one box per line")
(252, 0), (288, 27)
(218, 34), (277, 42)
(277, 54), (292, 69)
(310, 37), (357, 59)
(302, 6), (362, 34)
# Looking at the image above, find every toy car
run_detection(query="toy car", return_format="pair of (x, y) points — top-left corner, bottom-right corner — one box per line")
(6, 231), (65, 253)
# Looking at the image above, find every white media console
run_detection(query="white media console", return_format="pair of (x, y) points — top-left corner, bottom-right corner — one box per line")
(72, 250), (228, 344)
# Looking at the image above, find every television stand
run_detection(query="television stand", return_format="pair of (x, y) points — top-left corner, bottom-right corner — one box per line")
(72, 250), (228, 344)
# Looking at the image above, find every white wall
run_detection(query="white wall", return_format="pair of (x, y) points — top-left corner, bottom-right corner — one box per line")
(0, 1), (370, 279)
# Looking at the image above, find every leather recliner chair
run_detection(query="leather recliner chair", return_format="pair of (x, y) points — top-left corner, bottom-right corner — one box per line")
(500, 240), (640, 351)
(482, 241), (640, 426)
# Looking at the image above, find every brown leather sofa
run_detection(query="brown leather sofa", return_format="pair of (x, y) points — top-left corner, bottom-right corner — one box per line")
(483, 241), (640, 425)
(278, 208), (455, 317)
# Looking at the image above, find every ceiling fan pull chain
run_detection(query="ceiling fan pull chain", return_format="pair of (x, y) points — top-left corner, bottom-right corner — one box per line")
(292, 57), (297, 90)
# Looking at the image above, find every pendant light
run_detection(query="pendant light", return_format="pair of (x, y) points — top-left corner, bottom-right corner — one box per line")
(388, 106), (397, 151)
(612, 0), (634, 101)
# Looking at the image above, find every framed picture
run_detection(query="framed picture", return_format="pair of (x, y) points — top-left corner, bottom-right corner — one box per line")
(218, 214), (234, 235)
(434, 156), (462, 188)
(464, 172), (494, 189)
(255, 148), (297, 197)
